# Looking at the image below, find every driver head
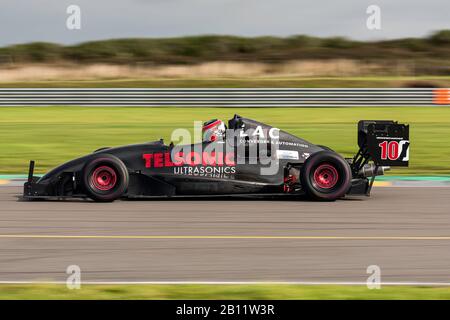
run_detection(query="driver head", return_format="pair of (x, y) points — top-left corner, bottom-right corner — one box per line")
(202, 119), (226, 142)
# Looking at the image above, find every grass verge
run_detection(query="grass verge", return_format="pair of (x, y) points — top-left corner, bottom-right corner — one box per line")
(0, 107), (449, 175)
(1, 284), (450, 300)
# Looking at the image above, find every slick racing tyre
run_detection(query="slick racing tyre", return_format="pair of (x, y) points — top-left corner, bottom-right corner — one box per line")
(301, 151), (351, 201)
(82, 154), (129, 202)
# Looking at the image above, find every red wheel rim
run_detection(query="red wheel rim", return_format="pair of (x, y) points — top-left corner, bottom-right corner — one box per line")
(313, 163), (339, 189)
(91, 166), (117, 191)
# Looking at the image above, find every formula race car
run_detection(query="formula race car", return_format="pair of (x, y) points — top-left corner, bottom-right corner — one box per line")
(23, 115), (409, 202)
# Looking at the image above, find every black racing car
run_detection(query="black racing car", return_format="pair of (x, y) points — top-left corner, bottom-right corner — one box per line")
(23, 115), (409, 202)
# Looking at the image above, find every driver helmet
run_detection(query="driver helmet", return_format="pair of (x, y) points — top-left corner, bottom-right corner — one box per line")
(202, 119), (226, 142)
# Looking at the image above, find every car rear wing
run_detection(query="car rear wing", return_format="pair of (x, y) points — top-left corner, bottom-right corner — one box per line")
(357, 120), (410, 167)
(351, 120), (409, 195)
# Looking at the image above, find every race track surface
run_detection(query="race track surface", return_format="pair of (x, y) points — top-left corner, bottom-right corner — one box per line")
(0, 186), (449, 283)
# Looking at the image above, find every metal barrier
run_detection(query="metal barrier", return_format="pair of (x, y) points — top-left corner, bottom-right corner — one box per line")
(0, 88), (448, 107)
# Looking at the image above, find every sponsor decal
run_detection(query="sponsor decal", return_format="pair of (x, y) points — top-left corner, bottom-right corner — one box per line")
(143, 151), (235, 168)
(240, 126), (280, 139)
(238, 137), (309, 149)
(142, 151), (236, 178)
(378, 139), (409, 161)
(276, 150), (299, 160)
(173, 166), (236, 176)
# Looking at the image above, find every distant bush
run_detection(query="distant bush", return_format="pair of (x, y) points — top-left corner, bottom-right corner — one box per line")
(0, 42), (63, 63)
(429, 30), (450, 45)
(0, 30), (448, 75)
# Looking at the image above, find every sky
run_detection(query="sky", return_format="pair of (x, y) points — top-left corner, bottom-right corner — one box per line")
(0, 0), (448, 46)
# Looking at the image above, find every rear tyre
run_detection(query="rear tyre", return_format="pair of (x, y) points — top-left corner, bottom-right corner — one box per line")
(300, 151), (351, 201)
(82, 154), (129, 202)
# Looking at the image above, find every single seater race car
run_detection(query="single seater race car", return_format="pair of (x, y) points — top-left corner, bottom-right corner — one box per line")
(23, 115), (409, 202)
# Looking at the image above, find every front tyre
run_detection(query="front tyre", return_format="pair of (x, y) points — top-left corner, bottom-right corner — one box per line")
(301, 151), (351, 201)
(82, 154), (129, 202)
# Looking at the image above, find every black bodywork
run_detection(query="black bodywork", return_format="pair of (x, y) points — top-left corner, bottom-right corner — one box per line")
(23, 115), (409, 201)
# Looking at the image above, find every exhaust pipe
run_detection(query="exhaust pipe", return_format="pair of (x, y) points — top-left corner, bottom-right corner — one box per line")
(358, 164), (390, 177)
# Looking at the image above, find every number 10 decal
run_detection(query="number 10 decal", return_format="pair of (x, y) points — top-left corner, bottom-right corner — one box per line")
(379, 141), (398, 160)
(379, 140), (409, 161)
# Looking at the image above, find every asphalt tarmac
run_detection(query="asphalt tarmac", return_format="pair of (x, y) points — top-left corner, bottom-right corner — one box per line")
(0, 186), (449, 283)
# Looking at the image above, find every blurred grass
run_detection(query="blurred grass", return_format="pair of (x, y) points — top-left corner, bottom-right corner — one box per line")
(1, 284), (450, 300)
(0, 107), (449, 175)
